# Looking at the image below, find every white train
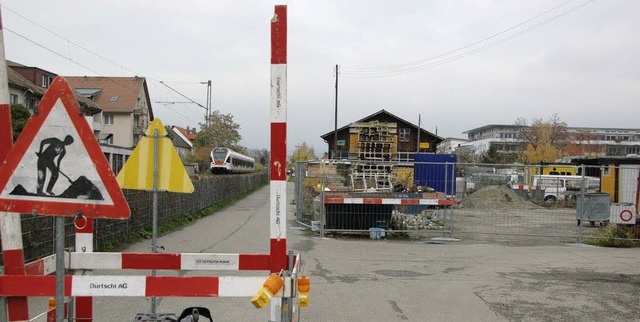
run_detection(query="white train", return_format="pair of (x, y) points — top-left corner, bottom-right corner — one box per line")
(210, 147), (255, 174)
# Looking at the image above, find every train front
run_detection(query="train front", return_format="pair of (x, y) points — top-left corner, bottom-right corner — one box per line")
(210, 147), (230, 174)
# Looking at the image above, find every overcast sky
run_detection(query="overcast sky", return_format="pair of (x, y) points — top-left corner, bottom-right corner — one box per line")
(3, 0), (639, 155)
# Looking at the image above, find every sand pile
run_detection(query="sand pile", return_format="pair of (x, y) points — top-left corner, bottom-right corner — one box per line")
(459, 185), (540, 209)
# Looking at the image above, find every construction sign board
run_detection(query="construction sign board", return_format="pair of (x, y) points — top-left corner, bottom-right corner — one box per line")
(116, 118), (194, 193)
(0, 77), (130, 218)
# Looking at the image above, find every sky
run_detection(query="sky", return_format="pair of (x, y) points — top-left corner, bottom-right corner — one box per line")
(2, 0), (639, 156)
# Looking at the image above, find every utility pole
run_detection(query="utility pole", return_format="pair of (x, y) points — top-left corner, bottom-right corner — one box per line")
(334, 64), (339, 159)
(417, 114), (421, 153)
(206, 80), (212, 125)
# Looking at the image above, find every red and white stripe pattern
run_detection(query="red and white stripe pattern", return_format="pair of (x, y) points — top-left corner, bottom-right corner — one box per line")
(269, 5), (288, 275)
(0, 8), (12, 161)
(0, 275), (267, 298)
(66, 252), (270, 271)
(324, 197), (457, 206)
(24, 253), (57, 276)
(75, 216), (94, 321)
(0, 7), (30, 320)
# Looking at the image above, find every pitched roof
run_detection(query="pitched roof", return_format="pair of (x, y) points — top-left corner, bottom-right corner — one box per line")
(64, 76), (151, 115)
(7, 68), (101, 115)
(166, 126), (193, 149)
(7, 67), (44, 96)
(320, 108), (444, 141)
(172, 125), (197, 141)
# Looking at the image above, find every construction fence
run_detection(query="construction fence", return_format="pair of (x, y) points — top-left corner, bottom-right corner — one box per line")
(294, 160), (640, 244)
(0, 172), (269, 265)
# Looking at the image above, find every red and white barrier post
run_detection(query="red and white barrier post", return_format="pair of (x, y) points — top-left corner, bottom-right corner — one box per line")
(269, 5), (288, 321)
(74, 216), (94, 321)
(0, 7), (30, 321)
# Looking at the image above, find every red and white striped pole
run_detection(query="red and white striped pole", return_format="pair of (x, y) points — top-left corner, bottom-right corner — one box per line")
(0, 7), (30, 321)
(270, 5), (288, 321)
(269, 5), (288, 275)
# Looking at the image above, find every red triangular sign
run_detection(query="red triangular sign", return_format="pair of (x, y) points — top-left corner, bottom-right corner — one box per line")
(0, 76), (130, 218)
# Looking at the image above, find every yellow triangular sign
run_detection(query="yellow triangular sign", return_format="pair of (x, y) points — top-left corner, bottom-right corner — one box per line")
(116, 119), (194, 193)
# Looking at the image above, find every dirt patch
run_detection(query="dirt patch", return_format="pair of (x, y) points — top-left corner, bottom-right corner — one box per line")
(459, 185), (540, 210)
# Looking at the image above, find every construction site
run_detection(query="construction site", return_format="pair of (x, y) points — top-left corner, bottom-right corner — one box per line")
(296, 121), (640, 244)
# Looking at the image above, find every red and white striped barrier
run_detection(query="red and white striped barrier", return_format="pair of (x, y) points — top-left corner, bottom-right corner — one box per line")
(0, 275), (266, 298)
(24, 253), (57, 276)
(67, 252), (270, 271)
(324, 197), (457, 206)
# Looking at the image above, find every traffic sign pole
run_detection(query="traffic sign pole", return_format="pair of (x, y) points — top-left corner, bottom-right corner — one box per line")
(55, 216), (65, 321)
(150, 128), (159, 316)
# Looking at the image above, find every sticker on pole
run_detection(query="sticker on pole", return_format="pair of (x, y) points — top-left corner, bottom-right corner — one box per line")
(0, 76), (130, 218)
(609, 203), (636, 224)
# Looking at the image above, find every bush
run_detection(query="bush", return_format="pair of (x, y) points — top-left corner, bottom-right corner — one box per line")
(584, 226), (640, 248)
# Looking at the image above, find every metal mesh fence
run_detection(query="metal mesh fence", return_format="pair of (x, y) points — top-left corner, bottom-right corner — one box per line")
(295, 160), (640, 243)
(0, 172), (268, 265)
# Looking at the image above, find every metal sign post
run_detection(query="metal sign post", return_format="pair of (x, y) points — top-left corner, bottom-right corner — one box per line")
(151, 128), (159, 316)
(55, 216), (65, 321)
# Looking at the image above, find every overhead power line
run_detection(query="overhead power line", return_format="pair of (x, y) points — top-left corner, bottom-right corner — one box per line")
(2, 5), (209, 126)
(159, 82), (206, 110)
(340, 0), (595, 78)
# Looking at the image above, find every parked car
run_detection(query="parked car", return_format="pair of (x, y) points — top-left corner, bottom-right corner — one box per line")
(532, 175), (600, 204)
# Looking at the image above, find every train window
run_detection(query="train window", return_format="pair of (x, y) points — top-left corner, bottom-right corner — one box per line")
(213, 149), (228, 161)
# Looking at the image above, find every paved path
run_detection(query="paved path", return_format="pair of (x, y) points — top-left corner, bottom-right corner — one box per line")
(26, 182), (640, 321)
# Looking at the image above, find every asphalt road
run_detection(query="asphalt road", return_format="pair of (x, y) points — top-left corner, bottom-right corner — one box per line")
(26, 182), (640, 321)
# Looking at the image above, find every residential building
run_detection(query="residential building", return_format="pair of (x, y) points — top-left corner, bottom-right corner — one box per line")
(437, 137), (468, 154)
(167, 125), (196, 159)
(65, 76), (154, 148)
(7, 63), (102, 129)
(7, 66), (45, 113)
(320, 109), (443, 161)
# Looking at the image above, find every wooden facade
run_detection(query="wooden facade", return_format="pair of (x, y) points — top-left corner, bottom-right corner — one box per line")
(321, 109), (443, 158)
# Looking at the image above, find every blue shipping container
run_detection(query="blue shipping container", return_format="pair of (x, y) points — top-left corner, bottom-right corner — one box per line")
(414, 154), (457, 196)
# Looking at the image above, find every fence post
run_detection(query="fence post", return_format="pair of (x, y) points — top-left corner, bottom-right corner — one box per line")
(320, 163), (326, 238)
(578, 164), (586, 244)
(295, 161), (302, 226)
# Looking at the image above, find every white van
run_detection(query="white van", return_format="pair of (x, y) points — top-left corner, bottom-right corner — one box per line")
(532, 175), (600, 204)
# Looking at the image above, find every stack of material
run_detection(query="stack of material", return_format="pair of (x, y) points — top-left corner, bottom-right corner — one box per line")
(348, 121), (398, 191)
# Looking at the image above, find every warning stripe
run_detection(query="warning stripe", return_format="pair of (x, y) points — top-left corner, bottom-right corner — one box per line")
(24, 253), (57, 276)
(74, 217), (94, 321)
(324, 197), (457, 206)
(67, 252), (270, 271)
(269, 5), (288, 275)
(0, 275), (266, 297)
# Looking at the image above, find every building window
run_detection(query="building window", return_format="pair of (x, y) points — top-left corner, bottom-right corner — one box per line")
(27, 98), (37, 113)
(104, 114), (114, 125)
(41, 75), (53, 88)
(399, 128), (410, 142)
(9, 94), (18, 104)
